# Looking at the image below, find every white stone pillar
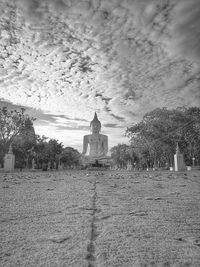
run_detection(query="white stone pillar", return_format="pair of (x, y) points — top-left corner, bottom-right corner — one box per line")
(4, 144), (15, 172)
(174, 144), (186, 171)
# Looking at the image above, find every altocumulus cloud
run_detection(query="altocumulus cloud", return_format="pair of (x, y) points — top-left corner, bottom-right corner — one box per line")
(0, 0), (199, 150)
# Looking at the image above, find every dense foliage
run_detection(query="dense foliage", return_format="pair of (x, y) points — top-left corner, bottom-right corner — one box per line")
(0, 107), (35, 167)
(110, 144), (137, 168)
(59, 147), (81, 168)
(13, 117), (36, 168)
(125, 107), (200, 168)
(33, 135), (63, 168)
(0, 106), (35, 152)
(12, 135), (81, 169)
(0, 107), (81, 169)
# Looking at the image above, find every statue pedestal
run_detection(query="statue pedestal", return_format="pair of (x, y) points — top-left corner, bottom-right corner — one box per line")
(174, 153), (186, 171)
(4, 153), (15, 172)
(82, 155), (112, 168)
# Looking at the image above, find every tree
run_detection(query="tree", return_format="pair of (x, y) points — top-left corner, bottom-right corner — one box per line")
(12, 136), (35, 169)
(126, 107), (200, 167)
(45, 138), (63, 168)
(0, 106), (35, 156)
(12, 116), (36, 168)
(60, 147), (81, 168)
(0, 139), (3, 167)
(110, 144), (133, 168)
(34, 135), (63, 168)
(180, 107), (200, 165)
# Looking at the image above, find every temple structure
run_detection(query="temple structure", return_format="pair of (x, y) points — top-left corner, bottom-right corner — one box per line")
(82, 112), (112, 167)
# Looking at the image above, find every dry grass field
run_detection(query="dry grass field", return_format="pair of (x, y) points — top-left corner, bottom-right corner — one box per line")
(0, 170), (200, 267)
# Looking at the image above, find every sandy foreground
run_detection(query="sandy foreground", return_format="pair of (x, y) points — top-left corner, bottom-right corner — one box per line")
(0, 170), (200, 267)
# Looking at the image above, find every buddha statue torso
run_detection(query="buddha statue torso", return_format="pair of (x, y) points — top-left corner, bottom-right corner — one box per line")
(83, 133), (108, 158)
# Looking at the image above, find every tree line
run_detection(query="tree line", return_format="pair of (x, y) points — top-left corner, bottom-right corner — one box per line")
(111, 107), (200, 169)
(1, 106), (200, 170)
(0, 106), (80, 169)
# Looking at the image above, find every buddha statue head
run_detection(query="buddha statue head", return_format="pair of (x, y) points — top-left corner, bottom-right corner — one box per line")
(90, 112), (101, 134)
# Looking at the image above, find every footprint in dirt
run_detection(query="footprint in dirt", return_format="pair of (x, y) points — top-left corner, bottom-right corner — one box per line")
(48, 235), (71, 243)
(129, 210), (148, 216)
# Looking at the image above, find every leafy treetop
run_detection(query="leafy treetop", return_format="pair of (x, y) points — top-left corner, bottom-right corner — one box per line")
(0, 106), (35, 153)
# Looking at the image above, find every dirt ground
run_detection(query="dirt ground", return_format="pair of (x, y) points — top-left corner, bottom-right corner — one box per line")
(0, 170), (200, 267)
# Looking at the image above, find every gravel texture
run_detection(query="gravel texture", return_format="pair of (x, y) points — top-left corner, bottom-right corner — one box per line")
(0, 170), (200, 267)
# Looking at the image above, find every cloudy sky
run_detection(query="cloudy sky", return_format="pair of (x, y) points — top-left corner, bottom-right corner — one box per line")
(0, 0), (200, 153)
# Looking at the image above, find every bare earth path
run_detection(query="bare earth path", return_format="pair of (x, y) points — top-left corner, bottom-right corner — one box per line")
(0, 170), (200, 267)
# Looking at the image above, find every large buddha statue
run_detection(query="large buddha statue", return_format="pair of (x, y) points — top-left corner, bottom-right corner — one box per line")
(82, 112), (109, 165)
